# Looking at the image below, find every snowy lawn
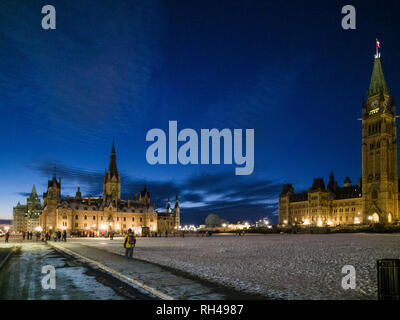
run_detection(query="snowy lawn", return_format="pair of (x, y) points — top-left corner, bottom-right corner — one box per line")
(75, 233), (400, 300)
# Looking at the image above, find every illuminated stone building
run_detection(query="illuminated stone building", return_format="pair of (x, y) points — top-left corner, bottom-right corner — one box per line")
(39, 144), (180, 234)
(279, 49), (399, 226)
(13, 185), (42, 232)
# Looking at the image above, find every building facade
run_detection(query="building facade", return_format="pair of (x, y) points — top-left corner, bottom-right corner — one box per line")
(39, 144), (180, 235)
(279, 50), (399, 226)
(13, 185), (42, 233)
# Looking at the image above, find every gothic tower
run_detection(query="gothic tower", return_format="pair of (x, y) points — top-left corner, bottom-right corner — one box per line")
(166, 196), (172, 213)
(174, 194), (180, 228)
(103, 143), (121, 204)
(40, 174), (61, 231)
(27, 184), (41, 211)
(361, 50), (398, 224)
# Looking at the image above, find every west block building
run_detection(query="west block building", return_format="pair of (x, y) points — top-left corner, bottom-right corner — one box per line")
(279, 49), (399, 226)
(13, 185), (42, 233)
(39, 144), (180, 235)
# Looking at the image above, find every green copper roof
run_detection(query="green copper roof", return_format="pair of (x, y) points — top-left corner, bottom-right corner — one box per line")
(31, 184), (37, 196)
(368, 58), (389, 97)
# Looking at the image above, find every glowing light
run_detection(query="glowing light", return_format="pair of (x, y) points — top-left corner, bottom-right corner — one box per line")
(354, 218), (360, 224)
(4, 226), (9, 231)
(222, 223), (227, 228)
(100, 223), (107, 230)
(116, 224), (120, 230)
(303, 219), (310, 225)
(61, 226), (67, 230)
(369, 108), (380, 115)
(283, 220), (288, 225)
(368, 216), (373, 221)
(327, 221), (333, 226)
(264, 220), (269, 225)
(317, 219), (323, 227)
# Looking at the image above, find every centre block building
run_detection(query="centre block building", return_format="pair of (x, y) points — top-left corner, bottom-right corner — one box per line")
(279, 50), (399, 227)
(39, 144), (180, 235)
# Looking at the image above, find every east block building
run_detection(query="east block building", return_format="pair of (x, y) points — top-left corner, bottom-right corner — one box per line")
(279, 51), (399, 227)
(13, 185), (42, 233)
(39, 144), (180, 235)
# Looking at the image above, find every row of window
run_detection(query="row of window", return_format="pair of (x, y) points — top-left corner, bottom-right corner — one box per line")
(333, 208), (356, 213)
(306, 216), (353, 222)
(370, 141), (381, 150)
(291, 207), (357, 215)
(368, 121), (382, 135)
(64, 215), (152, 222)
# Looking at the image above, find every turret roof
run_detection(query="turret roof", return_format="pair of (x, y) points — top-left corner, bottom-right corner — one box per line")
(368, 57), (389, 97)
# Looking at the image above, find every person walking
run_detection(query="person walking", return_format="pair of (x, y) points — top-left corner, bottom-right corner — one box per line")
(123, 229), (136, 260)
(22, 231), (25, 241)
(62, 230), (67, 242)
(5, 232), (9, 243)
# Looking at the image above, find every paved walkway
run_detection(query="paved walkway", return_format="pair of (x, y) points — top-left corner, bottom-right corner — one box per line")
(49, 240), (256, 300)
(0, 242), (145, 300)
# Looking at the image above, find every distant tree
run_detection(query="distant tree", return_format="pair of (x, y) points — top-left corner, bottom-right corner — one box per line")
(205, 214), (221, 227)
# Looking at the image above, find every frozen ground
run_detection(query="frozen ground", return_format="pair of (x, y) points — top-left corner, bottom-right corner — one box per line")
(0, 243), (151, 299)
(70, 233), (400, 300)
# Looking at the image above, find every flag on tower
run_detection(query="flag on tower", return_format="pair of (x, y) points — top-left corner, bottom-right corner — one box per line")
(376, 39), (380, 48)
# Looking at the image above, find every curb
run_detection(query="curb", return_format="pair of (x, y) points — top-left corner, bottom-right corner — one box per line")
(48, 242), (174, 300)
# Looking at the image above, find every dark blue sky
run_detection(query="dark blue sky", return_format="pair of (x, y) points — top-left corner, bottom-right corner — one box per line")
(1, 0), (400, 224)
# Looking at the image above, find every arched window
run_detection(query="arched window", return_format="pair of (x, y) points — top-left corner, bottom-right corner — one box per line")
(372, 190), (378, 199)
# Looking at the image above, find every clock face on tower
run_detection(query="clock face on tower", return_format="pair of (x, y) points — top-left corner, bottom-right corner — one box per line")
(368, 99), (380, 115)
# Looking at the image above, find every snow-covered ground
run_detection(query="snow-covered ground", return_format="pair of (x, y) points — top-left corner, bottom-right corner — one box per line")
(0, 243), (127, 299)
(75, 233), (400, 300)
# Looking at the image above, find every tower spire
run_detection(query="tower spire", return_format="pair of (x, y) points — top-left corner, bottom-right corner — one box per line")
(108, 142), (118, 177)
(368, 40), (389, 98)
(31, 184), (37, 196)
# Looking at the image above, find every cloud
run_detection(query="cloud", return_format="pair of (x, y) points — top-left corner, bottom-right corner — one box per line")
(29, 159), (282, 225)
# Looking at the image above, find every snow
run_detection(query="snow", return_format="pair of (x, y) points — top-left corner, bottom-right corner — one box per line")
(83, 233), (400, 300)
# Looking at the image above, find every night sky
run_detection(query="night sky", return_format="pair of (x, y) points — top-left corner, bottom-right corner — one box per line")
(1, 0), (400, 224)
